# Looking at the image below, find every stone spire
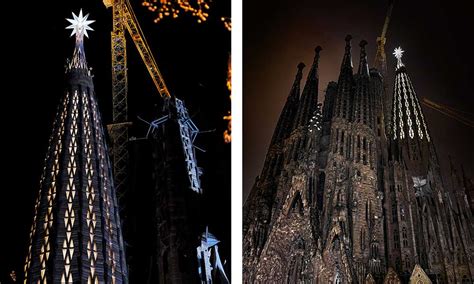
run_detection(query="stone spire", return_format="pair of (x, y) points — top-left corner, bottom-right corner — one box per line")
(334, 35), (354, 120)
(271, 62), (305, 145)
(340, 35), (353, 73)
(293, 46), (322, 130)
(353, 40), (374, 126)
(358, 40), (370, 77)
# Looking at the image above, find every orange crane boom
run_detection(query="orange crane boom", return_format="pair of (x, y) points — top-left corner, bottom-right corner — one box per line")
(122, 0), (171, 98)
(374, 0), (395, 75)
(104, 0), (172, 196)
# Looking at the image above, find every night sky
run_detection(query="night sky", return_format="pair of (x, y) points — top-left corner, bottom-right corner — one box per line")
(1, 0), (230, 281)
(244, 0), (474, 200)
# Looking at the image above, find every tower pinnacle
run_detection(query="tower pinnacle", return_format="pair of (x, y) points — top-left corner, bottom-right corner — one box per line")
(270, 62), (305, 145)
(66, 9), (95, 41)
(315, 45), (322, 55)
(297, 62), (306, 71)
(293, 45), (322, 129)
(358, 40), (369, 76)
(66, 10), (95, 70)
(341, 35), (353, 70)
(393, 46), (404, 69)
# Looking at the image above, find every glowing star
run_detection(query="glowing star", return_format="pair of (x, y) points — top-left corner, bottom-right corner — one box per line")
(66, 9), (95, 39)
(393, 47), (404, 60)
(393, 46), (405, 68)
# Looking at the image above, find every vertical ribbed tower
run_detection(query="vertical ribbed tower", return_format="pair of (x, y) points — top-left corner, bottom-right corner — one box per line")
(386, 47), (474, 282)
(315, 37), (387, 283)
(271, 62), (305, 146)
(293, 46), (322, 130)
(23, 10), (128, 283)
(243, 63), (305, 281)
(391, 47), (431, 174)
(244, 47), (323, 283)
(334, 35), (354, 120)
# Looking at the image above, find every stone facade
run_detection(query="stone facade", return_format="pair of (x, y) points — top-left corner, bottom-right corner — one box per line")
(243, 36), (474, 283)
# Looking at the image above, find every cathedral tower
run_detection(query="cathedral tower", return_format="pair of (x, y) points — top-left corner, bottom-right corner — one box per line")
(23, 11), (128, 283)
(316, 37), (386, 283)
(243, 36), (474, 284)
(243, 47), (323, 283)
(243, 64), (305, 275)
(385, 47), (474, 282)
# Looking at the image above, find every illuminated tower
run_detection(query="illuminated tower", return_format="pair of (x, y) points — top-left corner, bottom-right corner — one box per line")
(385, 47), (474, 282)
(23, 11), (128, 283)
(390, 47), (431, 173)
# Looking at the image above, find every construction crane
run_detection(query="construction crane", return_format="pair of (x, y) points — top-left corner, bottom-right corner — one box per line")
(374, 0), (395, 76)
(374, 0), (395, 137)
(421, 98), (474, 128)
(103, 0), (171, 196)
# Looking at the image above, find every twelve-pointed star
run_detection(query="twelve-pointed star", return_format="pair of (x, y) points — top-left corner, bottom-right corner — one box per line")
(393, 47), (404, 60)
(66, 9), (95, 39)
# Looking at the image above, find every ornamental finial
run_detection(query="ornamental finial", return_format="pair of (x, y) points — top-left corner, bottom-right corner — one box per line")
(393, 46), (405, 69)
(66, 9), (95, 41)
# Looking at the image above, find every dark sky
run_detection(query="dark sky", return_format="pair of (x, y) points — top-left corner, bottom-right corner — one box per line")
(244, 0), (474, 200)
(1, 0), (230, 281)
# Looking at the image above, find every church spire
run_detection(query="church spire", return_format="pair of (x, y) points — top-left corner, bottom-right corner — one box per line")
(341, 35), (353, 72)
(352, 40), (374, 126)
(391, 47), (430, 142)
(271, 62), (305, 145)
(292, 62), (306, 98)
(293, 46), (322, 130)
(23, 11), (128, 283)
(334, 35), (354, 120)
(358, 40), (369, 77)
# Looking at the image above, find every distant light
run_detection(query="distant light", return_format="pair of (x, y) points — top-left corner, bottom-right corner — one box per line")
(142, 0), (210, 24)
(221, 17), (232, 31)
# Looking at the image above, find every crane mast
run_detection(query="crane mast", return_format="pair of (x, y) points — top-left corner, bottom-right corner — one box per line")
(104, 0), (171, 197)
(106, 0), (130, 197)
(375, 0), (395, 137)
(374, 0), (395, 76)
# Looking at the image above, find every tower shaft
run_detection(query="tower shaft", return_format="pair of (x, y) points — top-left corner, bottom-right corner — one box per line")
(24, 24), (128, 282)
